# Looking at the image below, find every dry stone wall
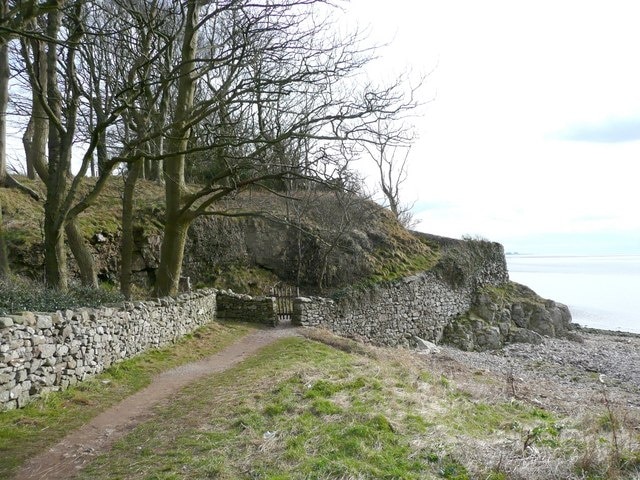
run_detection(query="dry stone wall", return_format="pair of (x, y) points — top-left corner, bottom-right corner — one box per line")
(216, 291), (277, 326)
(0, 289), (278, 411)
(294, 272), (473, 347)
(293, 241), (510, 347)
(292, 239), (573, 352)
(0, 239), (518, 409)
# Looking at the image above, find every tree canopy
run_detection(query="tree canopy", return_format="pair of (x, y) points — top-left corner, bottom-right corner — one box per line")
(0, 0), (421, 296)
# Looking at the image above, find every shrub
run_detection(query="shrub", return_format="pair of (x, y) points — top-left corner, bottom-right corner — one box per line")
(0, 277), (124, 315)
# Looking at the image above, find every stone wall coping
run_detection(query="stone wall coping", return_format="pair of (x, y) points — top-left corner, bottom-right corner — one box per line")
(0, 289), (221, 325)
(0, 288), (221, 410)
(293, 296), (335, 304)
(217, 291), (274, 302)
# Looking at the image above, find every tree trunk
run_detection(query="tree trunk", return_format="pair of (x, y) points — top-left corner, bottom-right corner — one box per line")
(154, 0), (200, 297)
(43, 3), (68, 290)
(0, 16), (9, 277)
(154, 162), (164, 185)
(23, 118), (35, 179)
(151, 88), (168, 185)
(43, 204), (67, 289)
(0, 37), (8, 181)
(65, 219), (98, 288)
(155, 217), (189, 297)
(139, 159), (146, 180)
(44, 215), (66, 290)
(120, 160), (142, 299)
(6, 32), (45, 198)
(22, 105), (49, 181)
(96, 125), (108, 177)
(22, 35), (49, 181)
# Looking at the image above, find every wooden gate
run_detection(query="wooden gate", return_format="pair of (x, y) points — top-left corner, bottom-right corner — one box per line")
(271, 284), (297, 323)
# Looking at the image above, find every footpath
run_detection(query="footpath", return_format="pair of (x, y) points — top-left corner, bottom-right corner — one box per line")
(13, 324), (300, 480)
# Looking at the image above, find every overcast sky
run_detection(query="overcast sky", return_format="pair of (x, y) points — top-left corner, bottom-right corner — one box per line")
(346, 0), (640, 255)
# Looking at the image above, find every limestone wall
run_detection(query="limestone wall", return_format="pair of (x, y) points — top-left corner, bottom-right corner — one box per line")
(0, 239), (513, 409)
(0, 290), (218, 410)
(293, 239), (510, 348)
(0, 288), (280, 411)
(216, 291), (277, 326)
(294, 272), (474, 347)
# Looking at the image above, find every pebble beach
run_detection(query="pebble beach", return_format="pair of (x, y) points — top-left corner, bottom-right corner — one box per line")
(438, 328), (640, 414)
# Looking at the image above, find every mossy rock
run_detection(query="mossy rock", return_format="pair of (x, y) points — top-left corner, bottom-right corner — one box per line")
(442, 281), (574, 351)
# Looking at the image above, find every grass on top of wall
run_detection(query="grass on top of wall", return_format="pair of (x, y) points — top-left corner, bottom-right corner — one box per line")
(0, 321), (255, 479)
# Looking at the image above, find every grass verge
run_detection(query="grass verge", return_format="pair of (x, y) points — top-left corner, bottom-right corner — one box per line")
(3, 329), (638, 479)
(73, 333), (639, 480)
(0, 321), (254, 479)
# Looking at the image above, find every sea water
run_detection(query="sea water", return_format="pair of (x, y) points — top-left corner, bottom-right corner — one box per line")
(506, 255), (640, 334)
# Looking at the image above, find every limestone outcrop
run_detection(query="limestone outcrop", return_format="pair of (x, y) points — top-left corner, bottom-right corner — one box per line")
(293, 237), (514, 347)
(441, 282), (573, 351)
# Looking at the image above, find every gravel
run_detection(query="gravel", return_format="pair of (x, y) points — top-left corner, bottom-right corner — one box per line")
(434, 328), (640, 414)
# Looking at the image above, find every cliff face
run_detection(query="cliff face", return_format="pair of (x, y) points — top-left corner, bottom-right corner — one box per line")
(124, 193), (438, 293)
(1, 185), (435, 294)
(290, 233), (573, 351)
(124, 225), (578, 350)
(294, 237), (509, 347)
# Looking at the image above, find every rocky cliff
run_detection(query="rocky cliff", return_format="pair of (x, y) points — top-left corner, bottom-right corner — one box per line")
(1, 183), (435, 294)
(74, 191), (437, 294)
(293, 233), (574, 351)
(408, 234), (574, 350)
(414, 234), (573, 350)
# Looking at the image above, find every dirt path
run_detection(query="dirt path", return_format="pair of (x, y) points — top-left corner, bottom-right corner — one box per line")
(14, 324), (300, 480)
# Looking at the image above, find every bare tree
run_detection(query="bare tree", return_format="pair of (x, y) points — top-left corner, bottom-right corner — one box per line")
(149, 1), (420, 296)
(0, 0), (56, 278)
(360, 117), (420, 229)
(94, 0), (180, 298)
(316, 181), (373, 291)
(18, 17), (48, 180)
(0, 0), (10, 278)
(3, 0), (422, 295)
(18, 0), (145, 289)
(15, 0), (186, 292)
(0, 0), (50, 194)
(0, 197), (7, 277)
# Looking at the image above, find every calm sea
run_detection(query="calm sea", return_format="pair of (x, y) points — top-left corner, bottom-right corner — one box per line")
(506, 255), (640, 334)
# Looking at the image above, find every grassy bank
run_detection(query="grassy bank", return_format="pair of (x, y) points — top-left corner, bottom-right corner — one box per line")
(2, 326), (638, 479)
(67, 332), (639, 479)
(0, 322), (254, 479)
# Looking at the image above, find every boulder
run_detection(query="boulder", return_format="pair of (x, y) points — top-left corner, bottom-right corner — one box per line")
(414, 336), (441, 354)
(509, 328), (544, 345)
(441, 281), (573, 351)
(474, 326), (502, 350)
